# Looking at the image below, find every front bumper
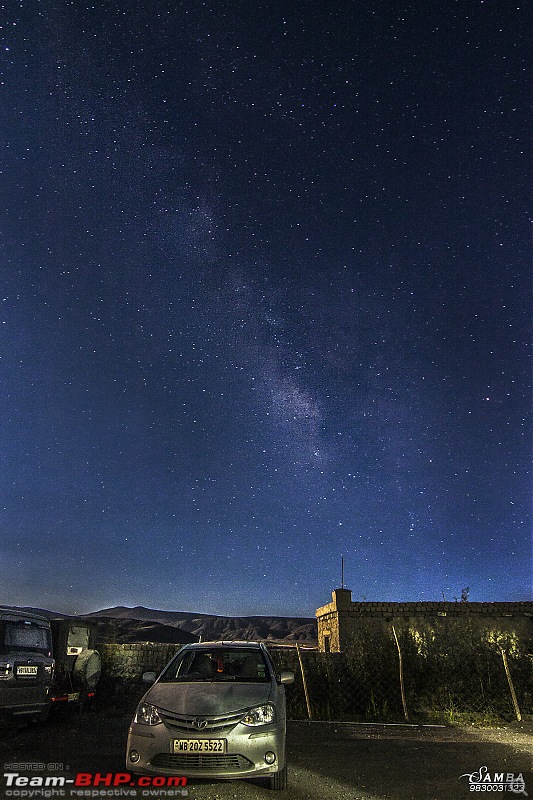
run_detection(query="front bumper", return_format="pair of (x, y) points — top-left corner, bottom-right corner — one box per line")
(126, 721), (286, 779)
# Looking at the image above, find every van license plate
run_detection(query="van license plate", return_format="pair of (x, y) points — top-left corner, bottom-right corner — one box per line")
(17, 666), (38, 676)
(173, 739), (226, 753)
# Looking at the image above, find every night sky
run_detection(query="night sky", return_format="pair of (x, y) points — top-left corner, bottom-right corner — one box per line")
(1, 1), (530, 617)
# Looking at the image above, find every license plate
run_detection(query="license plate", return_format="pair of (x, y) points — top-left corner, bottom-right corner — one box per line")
(17, 665), (38, 676)
(68, 692), (80, 701)
(173, 739), (226, 753)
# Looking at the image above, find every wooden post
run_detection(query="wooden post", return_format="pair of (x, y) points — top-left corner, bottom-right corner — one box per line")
(499, 646), (522, 722)
(296, 643), (313, 720)
(392, 626), (409, 722)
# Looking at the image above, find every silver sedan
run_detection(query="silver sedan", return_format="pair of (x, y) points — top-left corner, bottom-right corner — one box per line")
(126, 641), (294, 790)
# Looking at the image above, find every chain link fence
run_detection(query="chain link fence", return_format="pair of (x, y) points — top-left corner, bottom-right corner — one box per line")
(270, 623), (533, 725)
(95, 626), (532, 725)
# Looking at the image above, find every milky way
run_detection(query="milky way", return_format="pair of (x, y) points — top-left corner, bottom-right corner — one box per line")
(0, 1), (530, 614)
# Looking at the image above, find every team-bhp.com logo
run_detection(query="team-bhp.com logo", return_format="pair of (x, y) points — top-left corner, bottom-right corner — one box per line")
(460, 766), (527, 795)
(3, 772), (188, 796)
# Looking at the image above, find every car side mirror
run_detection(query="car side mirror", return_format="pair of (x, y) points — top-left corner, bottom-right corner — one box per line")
(142, 671), (157, 684)
(278, 670), (295, 685)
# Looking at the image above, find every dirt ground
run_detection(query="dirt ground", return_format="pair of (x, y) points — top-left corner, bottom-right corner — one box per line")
(1, 708), (531, 800)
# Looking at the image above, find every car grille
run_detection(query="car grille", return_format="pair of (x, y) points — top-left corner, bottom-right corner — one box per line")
(151, 752), (253, 772)
(159, 710), (243, 734)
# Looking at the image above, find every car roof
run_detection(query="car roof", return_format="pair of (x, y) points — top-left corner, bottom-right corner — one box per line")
(180, 641), (264, 650)
(0, 607), (51, 624)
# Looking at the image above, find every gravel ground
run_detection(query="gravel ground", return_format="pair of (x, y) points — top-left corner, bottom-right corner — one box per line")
(0, 709), (531, 800)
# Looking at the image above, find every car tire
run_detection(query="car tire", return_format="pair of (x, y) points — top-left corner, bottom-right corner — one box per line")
(268, 763), (287, 790)
(72, 650), (102, 690)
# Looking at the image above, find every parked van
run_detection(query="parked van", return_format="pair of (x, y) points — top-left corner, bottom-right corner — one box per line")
(0, 608), (54, 722)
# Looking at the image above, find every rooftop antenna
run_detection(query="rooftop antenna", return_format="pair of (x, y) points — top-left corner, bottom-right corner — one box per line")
(341, 556), (344, 589)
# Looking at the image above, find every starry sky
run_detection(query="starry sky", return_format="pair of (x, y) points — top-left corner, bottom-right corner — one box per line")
(1, 1), (530, 617)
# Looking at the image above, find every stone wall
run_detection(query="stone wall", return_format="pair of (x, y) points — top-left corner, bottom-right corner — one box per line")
(99, 642), (182, 679)
(316, 589), (533, 652)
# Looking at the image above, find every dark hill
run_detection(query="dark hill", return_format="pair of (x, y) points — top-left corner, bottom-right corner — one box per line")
(8, 605), (318, 645)
(90, 617), (198, 645)
(83, 605), (317, 644)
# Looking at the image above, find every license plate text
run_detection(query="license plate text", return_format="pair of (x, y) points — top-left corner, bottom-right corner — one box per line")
(173, 739), (225, 753)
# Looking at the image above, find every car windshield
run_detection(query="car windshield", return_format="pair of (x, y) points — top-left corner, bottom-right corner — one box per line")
(160, 648), (271, 683)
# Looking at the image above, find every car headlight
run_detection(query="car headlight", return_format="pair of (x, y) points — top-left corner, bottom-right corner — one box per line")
(241, 703), (276, 726)
(134, 702), (162, 725)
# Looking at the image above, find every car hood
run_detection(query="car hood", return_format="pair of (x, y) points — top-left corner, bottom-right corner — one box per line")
(145, 681), (273, 716)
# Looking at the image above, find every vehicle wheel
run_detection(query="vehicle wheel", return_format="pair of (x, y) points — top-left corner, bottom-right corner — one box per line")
(268, 764), (287, 790)
(72, 650), (102, 690)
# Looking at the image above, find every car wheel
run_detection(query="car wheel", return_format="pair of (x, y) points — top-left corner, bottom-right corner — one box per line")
(268, 764), (287, 790)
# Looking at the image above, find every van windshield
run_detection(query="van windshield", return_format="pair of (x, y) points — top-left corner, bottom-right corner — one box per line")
(1, 620), (52, 655)
(160, 648), (271, 683)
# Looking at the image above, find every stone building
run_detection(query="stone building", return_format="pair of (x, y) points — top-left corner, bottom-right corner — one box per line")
(315, 588), (533, 652)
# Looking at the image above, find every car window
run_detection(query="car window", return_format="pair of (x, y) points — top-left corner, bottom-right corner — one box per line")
(1, 621), (51, 655)
(160, 648), (271, 682)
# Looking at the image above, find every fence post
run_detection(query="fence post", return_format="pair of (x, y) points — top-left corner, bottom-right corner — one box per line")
(296, 643), (313, 720)
(392, 626), (409, 722)
(499, 646), (522, 722)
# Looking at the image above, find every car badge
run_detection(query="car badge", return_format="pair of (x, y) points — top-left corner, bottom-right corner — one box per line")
(193, 717), (208, 730)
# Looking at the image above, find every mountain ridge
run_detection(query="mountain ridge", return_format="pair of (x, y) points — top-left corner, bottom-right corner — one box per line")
(11, 605), (318, 645)
(82, 605), (317, 644)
